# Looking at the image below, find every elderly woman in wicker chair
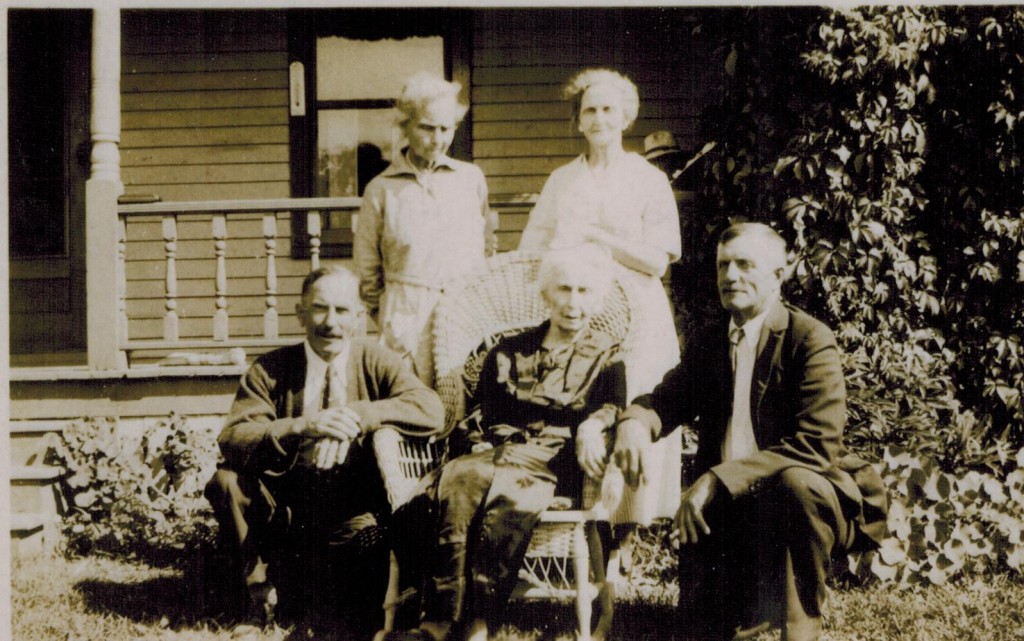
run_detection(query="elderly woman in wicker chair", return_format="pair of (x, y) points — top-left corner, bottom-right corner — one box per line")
(385, 244), (626, 641)
(519, 67), (683, 536)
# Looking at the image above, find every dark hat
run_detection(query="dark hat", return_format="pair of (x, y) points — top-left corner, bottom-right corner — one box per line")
(643, 130), (681, 161)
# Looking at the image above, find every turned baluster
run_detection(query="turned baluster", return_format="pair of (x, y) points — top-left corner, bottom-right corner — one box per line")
(263, 213), (279, 338)
(162, 215), (179, 341)
(212, 214), (229, 340)
(308, 210), (322, 271)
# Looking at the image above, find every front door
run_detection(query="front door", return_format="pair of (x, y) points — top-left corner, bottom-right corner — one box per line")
(8, 10), (90, 364)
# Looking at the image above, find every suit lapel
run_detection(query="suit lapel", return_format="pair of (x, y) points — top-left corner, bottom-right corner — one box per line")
(753, 301), (790, 416)
(282, 343), (308, 418)
(711, 320), (734, 445)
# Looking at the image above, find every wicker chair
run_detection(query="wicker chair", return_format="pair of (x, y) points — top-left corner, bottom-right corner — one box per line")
(430, 250), (636, 641)
(372, 426), (447, 641)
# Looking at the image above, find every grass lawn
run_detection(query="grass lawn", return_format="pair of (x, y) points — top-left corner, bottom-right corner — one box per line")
(11, 549), (1024, 641)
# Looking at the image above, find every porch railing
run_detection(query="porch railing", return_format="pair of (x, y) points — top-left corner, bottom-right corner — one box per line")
(117, 197), (360, 360)
(116, 195), (536, 365)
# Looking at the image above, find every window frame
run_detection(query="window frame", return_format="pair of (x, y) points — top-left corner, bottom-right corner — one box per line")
(287, 9), (472, 258)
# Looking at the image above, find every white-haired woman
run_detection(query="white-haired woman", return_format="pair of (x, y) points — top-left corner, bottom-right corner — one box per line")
(354, 72), (494, 383)
(387, 245), (626, 641)
(519, 68), (682, 524)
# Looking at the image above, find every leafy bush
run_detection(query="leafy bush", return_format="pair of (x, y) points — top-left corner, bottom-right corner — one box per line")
(54, 414), (219, 565)
(690, 6), (1023, 473)
(849, 445), (1024, 586)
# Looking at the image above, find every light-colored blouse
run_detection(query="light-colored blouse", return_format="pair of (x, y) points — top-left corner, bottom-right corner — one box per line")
(354, 151), (490, 372)
(519, 152), (681, 265)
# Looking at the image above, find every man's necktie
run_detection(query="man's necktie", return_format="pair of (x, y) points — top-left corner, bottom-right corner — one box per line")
(320, 361), (350, 464)
(724, 326), (758, 461)
(321, 362), (344, 409)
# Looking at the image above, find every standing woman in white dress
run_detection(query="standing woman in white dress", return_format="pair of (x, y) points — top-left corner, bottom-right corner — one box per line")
(519, 68), (682, 524)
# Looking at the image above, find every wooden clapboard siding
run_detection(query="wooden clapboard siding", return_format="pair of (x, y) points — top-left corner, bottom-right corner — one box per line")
(118, 12), (313, 346)
(124, 51), (286, 75)
(123, 107), (285, 130)
(123, 145), (289, 167)
(121, 10), (291, 206)
(471, 8), (705, 229)
(127, 276), (306, 300)
(123, 89), (287, 111)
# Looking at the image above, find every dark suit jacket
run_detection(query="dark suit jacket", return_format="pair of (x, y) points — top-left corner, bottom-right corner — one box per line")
(218, 337), (445, 473)
(621, 300), (887, 549)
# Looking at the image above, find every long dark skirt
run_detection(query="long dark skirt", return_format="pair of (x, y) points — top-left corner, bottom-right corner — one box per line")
(391, 436), (576, 629)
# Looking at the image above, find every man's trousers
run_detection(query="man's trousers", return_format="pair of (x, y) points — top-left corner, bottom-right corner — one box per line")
(676, 467), (855, 641)
(204, 438), (390, 636)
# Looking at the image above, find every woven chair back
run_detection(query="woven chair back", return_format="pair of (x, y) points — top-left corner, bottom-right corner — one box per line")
(432, 250), (636, 430)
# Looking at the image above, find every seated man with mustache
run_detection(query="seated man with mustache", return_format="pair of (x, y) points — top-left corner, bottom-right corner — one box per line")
(205, 265), (445, 639)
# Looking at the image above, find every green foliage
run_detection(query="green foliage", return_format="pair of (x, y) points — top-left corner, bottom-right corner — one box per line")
(693, 6), (1023, 475)
(54, 414), (219, 565)
(918, 8), (1024, 438)
(849, 445), (1024, 585)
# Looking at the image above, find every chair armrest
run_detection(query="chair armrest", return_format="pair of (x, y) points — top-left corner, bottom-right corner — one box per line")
(373, 426), (445, 510)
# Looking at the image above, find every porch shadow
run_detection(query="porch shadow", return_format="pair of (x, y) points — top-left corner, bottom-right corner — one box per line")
(74, 566), (228, 629)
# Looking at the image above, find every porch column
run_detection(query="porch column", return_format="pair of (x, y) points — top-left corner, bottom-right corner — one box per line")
(85, 6), (126, 370)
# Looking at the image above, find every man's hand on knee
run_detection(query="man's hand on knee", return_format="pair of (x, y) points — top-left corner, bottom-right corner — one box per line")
(676, 472), (720, 545)
(612, 418), (651, 488)
(313, 436), (352, 469)
(302, 406), (363, 441)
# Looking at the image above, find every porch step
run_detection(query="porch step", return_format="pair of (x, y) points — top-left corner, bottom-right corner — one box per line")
(10, 465), (66, 516)
(10, 512), (54, 557)
(9, 419), (68, 467)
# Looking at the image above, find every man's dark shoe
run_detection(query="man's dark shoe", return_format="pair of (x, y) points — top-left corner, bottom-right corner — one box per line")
(382, 628), (440, 641)
(234, 583), (278, 634)
(731, 620), (772, 640)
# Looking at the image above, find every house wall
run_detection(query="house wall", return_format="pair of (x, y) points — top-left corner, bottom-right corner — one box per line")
(121, 10), (290, 202)
(120, 11), (308, 343)
(116, 8), (713, 344)
(471, 8), (710, 248)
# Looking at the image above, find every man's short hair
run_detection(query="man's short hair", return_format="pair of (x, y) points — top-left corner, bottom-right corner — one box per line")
(300, 264), (361, 299)
(718, 222), (788, 271)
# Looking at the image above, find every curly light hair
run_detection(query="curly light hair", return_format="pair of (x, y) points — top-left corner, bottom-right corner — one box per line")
(536, 243), (614, 306)
(395, 72), (468, 128)
(562, 68), (640, 130)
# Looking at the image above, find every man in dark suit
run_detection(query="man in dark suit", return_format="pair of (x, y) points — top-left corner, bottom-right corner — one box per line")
(613, 223), (886, 641)
(205, 265), (445, 639)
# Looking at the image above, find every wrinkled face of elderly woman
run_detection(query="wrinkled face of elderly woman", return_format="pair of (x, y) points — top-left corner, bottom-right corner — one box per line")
(403, 97), (458, 166)
(577, 82), (629, 150)
(542, 260), (607, 337)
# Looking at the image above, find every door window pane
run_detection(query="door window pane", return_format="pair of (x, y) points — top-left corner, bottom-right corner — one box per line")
(317, 36), (444, 101)
(317, 108), (396, 198)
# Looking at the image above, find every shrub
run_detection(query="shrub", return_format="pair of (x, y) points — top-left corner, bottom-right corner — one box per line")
(54, 414), (219, 565)
(849, 445), (1024, 586)
(690, 6), (1024, 472)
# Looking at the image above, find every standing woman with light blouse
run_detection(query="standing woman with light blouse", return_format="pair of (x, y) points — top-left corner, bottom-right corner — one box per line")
(519, 68), (682, 524)
(355, 72), (494, 384)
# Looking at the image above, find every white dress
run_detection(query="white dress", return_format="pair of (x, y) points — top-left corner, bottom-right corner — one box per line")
(519, 152), (683, 524)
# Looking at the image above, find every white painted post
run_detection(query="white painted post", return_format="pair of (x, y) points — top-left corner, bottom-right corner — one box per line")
(212, 213), (228, 340)
(85, 6), (126, 369)
(263, 214), (279, 338)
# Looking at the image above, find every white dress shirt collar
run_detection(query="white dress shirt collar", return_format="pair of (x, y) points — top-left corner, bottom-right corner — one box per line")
(302, 340), (350, 417)
(728, 307), (772, 352)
